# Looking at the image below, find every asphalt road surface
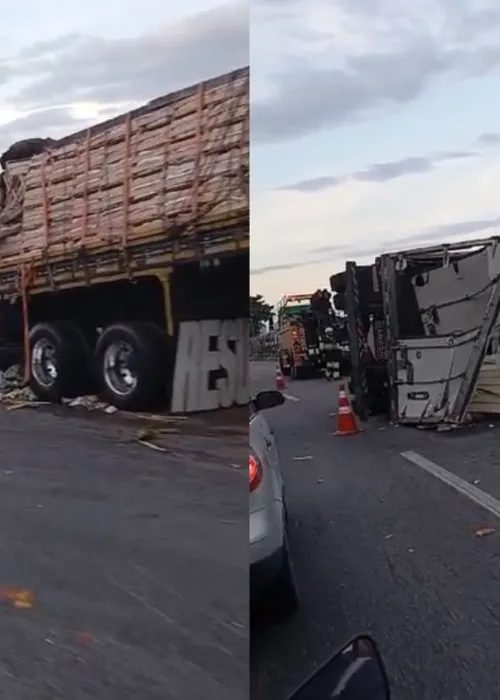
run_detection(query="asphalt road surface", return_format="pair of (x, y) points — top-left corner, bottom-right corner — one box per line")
(250, 361), (500, 700)
(0, 405), (247, 699)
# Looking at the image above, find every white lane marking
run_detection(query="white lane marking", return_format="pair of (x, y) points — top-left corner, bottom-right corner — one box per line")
(401, 450), (500, 519)
(282, 393), (300, 402)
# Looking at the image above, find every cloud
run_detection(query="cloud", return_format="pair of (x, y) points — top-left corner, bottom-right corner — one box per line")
(478, 132), (500, 145)
(6, 2), (248, 110)
(251, 214), (500, 276)
(251, 0), (500, 143)
(278, 150), (478, 192)
(0, 108), (90, 150)
(253, 45), (457, 144)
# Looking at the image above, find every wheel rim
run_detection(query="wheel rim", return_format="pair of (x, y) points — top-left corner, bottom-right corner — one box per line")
(31, 339), (58, 387)
(103, 341), (138, 397)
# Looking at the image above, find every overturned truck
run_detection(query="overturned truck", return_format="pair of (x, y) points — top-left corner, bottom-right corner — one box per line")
(331, 237), (500, 427)
(0, 68), (249, 413)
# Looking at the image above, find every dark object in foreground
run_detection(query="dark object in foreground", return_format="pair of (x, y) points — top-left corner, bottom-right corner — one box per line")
(288, 635), (390, 700)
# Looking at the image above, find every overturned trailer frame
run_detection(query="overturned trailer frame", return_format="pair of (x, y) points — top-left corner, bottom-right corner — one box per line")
(332, 236), (500, 427)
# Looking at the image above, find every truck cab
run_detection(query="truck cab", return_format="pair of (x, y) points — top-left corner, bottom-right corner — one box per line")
(276, 293), (342, 380)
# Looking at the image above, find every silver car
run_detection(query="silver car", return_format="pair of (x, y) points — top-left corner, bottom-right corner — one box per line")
(249, 389), (299, 615)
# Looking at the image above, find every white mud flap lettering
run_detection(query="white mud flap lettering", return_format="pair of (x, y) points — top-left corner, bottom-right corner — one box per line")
(171, 318), (249, 413)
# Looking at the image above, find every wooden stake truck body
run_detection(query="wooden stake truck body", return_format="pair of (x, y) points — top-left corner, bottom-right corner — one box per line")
(0, 68), (249, 413)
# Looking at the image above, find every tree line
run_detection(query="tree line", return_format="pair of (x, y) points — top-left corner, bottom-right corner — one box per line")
(250, 294), (274, 337)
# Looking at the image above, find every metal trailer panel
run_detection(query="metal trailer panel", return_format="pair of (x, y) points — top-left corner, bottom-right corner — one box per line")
(379, 236), (500, 425)
(345, 261), (368, 419)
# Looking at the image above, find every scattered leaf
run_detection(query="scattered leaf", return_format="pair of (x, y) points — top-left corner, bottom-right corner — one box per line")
(136, 427), (158, 441)
(0, 588), (34, 609)
(75, 631), (93, 645)
(475, 527), (495, 537)
(12, 590), (34, 609)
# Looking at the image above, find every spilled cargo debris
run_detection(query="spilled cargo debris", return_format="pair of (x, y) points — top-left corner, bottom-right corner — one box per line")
(0, 587), (34, 609)
(0, 364), (148, 417)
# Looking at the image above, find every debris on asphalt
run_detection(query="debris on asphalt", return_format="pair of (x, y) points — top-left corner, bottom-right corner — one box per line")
(436, 424), (454, 432)
(0, 587), (34, 609)
(473, 479), (481, 486)
(1, 385), (50, 409)
(0, 364), (193, 425)
(137, 440), (166, 452)
(475, 527), (495, 537)
(75, 630), (94, 645)
(134, 412), (187, 423)
(0, 364), (22, 392)
(385, 533), (394, 540)
(2, 386), (39, 403)
(293, 455), (313, 461)
(6, 398), (49, 410)
(12, 589), (34, 608)
(136, 427), (159, 442)
(65, 395), (110, 411)
(136, 427), (168, 452)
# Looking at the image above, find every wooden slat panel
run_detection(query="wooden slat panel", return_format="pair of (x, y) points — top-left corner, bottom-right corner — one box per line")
(0, 68), (249, 268)
(470, 353), (500, 414)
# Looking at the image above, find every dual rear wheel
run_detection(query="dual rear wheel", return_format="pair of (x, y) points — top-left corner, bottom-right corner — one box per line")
(29, 321), (169, 411)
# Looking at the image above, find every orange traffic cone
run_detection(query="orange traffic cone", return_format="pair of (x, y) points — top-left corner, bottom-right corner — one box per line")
(275, 366), (286, 391)
(333, 383), (362, 436)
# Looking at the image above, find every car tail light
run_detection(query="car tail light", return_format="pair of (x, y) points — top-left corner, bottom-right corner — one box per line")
(249, 454), (262, 492)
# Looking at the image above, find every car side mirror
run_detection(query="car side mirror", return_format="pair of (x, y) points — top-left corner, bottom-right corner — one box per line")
(287, 635), (390, 700)
(253, 390), (285, 412)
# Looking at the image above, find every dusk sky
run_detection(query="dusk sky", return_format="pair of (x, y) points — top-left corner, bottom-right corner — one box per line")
(251, 0), (500, 304)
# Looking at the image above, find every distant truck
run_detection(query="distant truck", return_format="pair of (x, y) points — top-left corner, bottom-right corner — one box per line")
(331, 237), (500, 425)
(0, 68), (249, 413)
(276, 293), (346, 379)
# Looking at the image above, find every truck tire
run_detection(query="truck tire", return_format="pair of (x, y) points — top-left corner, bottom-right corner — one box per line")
(29, 321), (91, 402)
(95, 322), (168, 411)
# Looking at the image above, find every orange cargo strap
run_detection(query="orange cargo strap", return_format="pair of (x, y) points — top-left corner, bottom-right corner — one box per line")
(82, 128), (91, 243)
(41, 152), (50, 250)
(20, 264), (33, 384)
(122, 113), (132, 248)
(191, 83), (204, 229)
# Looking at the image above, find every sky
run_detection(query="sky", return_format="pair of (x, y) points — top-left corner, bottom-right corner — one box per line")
(0, 0), (248, 153)
(251, 0), (500, 304)
(4, 1), (500, 309)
